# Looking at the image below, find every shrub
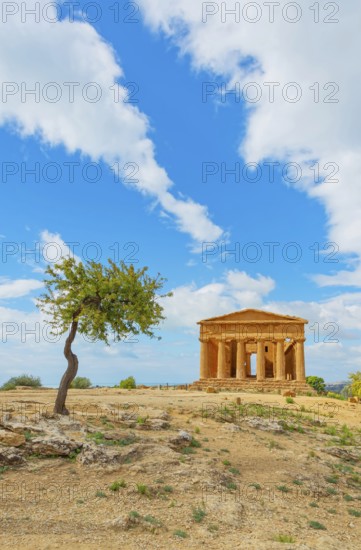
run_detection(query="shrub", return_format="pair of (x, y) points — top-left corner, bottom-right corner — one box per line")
(306, 376), (325, 394)
(1, 374), (41, 389)
(119, 376), (136, 389)
(70, 376), (92, 389)
(0, 381), (17, 391)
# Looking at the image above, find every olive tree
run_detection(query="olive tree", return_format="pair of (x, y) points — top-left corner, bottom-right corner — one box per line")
(37, 257), (171, 414)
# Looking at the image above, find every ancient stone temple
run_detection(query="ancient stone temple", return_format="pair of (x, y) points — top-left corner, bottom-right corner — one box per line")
(192, 309), (311, 392)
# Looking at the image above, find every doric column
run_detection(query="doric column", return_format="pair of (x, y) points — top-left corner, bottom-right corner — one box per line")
(200, 340), (209, 379)
(256, 340), (265, 381)
(236, 340), (247, 379)
(295, 338), (306, 381)
(246, 353), (251, 376)
(276, 339), (286, 381)
(217, 341), (227, 378)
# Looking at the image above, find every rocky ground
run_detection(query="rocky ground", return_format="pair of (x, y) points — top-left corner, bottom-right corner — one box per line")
(0, 387), (361, 549)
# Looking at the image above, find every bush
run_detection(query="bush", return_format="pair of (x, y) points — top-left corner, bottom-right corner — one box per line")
(0, 374), (42, 390)
(0, 381), (17, 391)
(306, 376), (325, 394)
(70, 377), (92, 389)
(119, 376), (136, 389)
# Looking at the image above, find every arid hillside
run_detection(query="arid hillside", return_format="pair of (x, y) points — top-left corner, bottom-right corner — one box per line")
(1, 388), (361, 549)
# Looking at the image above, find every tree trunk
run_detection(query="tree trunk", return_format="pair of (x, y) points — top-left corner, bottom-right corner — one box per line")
(54, 320), (79, 415)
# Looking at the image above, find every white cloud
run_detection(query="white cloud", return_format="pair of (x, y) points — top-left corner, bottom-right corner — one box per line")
(0, 0), (223, 244)
(138, 0), (361, 280)
(0, 279), (43, 299)
(161, 269), (275, 329)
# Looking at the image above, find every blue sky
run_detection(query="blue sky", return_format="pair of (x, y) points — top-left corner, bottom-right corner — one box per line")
(1, 1), (360, 385)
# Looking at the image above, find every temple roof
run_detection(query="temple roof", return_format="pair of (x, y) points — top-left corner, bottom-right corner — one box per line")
(198, 308), (308, 324)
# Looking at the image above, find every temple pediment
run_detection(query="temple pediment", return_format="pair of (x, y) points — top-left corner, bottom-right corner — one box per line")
(198, 308), (308, 324)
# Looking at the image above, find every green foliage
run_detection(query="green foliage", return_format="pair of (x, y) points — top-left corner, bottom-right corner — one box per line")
(192, 506), (207, 523)
(306, 376), (326, 394)
(0, 381), (17, 391)
(286, 397), (294, 404)
(347, 371), (361, 397)
(119, 376), (136, 389)
(70, 376), (92, 389)
(308, 521), (326, 530)
(0, 374), (42, 390)
(273, 534), (296, 543)
(173, 530), (188, 538)
(326, 391), (346, 400)
(37, 257), (171, 343)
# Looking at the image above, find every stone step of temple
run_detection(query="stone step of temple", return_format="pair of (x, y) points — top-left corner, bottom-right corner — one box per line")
(190, 378), (315, 394)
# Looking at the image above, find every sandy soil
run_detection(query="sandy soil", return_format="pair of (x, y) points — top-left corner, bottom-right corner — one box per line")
(0, 387), (361, 549)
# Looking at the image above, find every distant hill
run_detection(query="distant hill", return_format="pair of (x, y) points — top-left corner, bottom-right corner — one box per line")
(325, 381), (349, 394)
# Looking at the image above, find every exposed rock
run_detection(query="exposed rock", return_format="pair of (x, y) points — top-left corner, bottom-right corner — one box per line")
(0, 429), (26, 447)
(322, 447), (360, 462)
(0, 446), (25, 465)
(77, 443), (139, 466)
(28, 437), (82, 457)
(348, 397), (359, 403)
(246, 417), (284, 432)
(149, 419), (170, 430)
(222, 423), (241, 432)
(168, 430), (192, 449)
(283, 391), (296, 397)
(206, 387), (218, 393)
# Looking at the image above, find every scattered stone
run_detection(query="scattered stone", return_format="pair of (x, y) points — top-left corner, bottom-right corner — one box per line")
(222, 423), (240, 432)
(283, 391), (296, 397)
(0, 429), (26, 447)
(168, 430), (192, 449)
(348, 397), (358, 403)
(322, 447), (360, 462)
(0, 447), (25, 465)
(149, 419), (170, 430)
(236, 397), (241, 405)
(206, 387), (218, 393)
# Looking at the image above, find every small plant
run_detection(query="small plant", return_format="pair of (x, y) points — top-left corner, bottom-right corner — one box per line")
(119, 376), (136, 389)
(144, 515), (162, 526)
(163, 485), (173, 493)
(293, 479), (303, 486)
(326, 487), (337, 495)
(95, 490), (107, 498)
(269, 440), (281, 450)
(174, 529), (188, 538)
(194, 427), (200, 434)
(220, 448), (230, 453)
(277, 485), (290, 493)
(229, 467), (240, 475)
(192, 506), (206, 523)
(129, 510), (140, 519)
(226, 481), (237, 490)
(136, 483), (149, 496)
(343, 494), (354, 502)
(136, 415), (149, 424)
(70, 376), (91, 389)
(348, 508), (361, 517)
(309, 521), (326, 530)
(250, 483), (261, 490)
(327, 508), (337, 514)
(273, 534), (296, 543)
(286, 397), (294, 404)
(325, 476), (339, 484)
(222, 459), (231, 466)
(309, 502), (319, 508)
(109, 480), (126, 491)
